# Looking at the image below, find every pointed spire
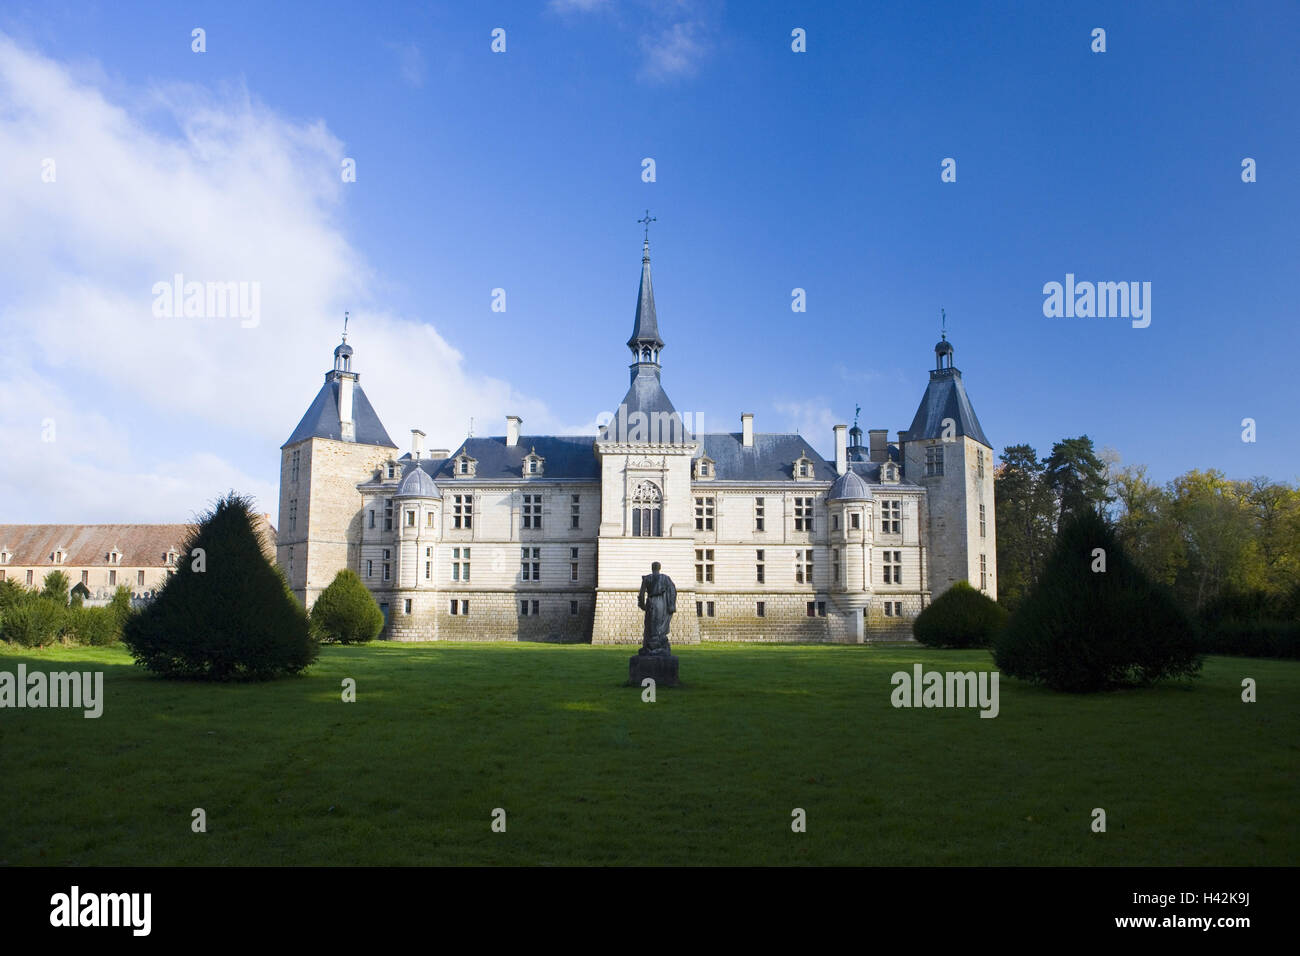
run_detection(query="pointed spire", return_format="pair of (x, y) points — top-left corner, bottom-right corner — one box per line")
(628, 214), (664, 359)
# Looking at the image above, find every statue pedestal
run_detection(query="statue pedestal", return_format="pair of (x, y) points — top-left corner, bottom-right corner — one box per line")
(628, 654), (680, 688)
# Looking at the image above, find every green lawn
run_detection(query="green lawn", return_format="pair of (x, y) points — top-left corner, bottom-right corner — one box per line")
(0, 642), (1295, 865)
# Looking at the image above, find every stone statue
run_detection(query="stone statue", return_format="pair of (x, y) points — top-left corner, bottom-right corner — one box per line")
(637, 561), (676, 656)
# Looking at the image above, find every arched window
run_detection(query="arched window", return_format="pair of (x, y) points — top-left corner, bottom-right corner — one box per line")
(631, 480), (663, 537)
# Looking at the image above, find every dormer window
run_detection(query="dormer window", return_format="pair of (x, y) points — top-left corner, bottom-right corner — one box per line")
(165, 549), (179, 567)
(386, 461), (399, 480)
(881, 462), (899, 484)
(454, 452), (478, 478)
(794, 451), (815, 481)
(0, 549), (9, 565)
(52, 548), (66, 565)
(522, 447), (545, 477)
(694, 455), (715, 480)
(108, 548), (122, 566)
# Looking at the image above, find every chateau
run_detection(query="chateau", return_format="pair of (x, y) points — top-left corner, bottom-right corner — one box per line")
(277, 237), (996, 643)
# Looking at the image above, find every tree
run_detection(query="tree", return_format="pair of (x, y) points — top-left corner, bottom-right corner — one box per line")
(993, 508), (1201, 692)
(310, 569), (384, 644)
(1167, 470), (1256, 611)
(41, 570), (71, 604)
(123, 492), (317, 680)
(1110, 464), (1185, 586)
(994, 444), (1056, 610)
(912, 580), (1008, 648)
(1044, 436), (1112, 530)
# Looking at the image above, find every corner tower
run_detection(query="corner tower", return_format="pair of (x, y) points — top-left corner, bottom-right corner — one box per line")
(279, 326), (398, 607)
(899, 329), (997, 600)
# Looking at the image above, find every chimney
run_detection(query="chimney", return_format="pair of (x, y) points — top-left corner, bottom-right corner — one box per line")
(741, 413), (754, 447)
(834, 424), (848, 476)
(411, 429), (425, 459)
(869, 429), (888, 463)
(338, 377), (354, 440)
(428, 448), (451, 460)
(506, 415), (522, 447)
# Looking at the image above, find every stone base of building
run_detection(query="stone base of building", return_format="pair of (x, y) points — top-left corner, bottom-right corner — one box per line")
(592, 588), (701, 644)
(628, 653), (680, 687)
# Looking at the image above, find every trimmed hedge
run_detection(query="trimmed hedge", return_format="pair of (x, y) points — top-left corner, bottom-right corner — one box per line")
(310, 569), (384, 644)
(993, 508), (1201, 692)
(1, 597), (67, 648)
(913, 581), (1008, 648)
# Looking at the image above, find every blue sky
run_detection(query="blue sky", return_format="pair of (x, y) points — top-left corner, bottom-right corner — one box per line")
(1, 0), (1296, 522)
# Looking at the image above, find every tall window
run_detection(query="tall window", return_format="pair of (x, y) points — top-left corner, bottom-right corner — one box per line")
(137, 570), (145, 587)
(980, 553), (988, 590)
(383, 547), (391, 581)
(521, 547), (540, 581)
(756, 549), (765, 584)
(81, 570), (89, 586)
(979, 503), (987, 538)
(522, 494), (542, 529)
(570, 547), (579, 582)
(882, 550), (902, 584)
(926, 445), (944, 476)
(754, 497), (765, 531)
(695, 549), (714, 584)
(288, 498), (297, 532)
(833, 548), (841, 583)
(570, 494), (581, 529)
(108, 569), (116, 586)
(794, 497), (814, 532)
(369, 509), (375, 529)
(881, 500), (901, 534)
(631, 480), (662, 537)
(795, 549), (813, 584)
(977, 449), (985, 478)
(694, 496), (715, 531)
(405, 509), (416, 527)
(451, 547), (470, 581)
(453, 495), (473, 529)
(366, 559), (373, 578)
(384, 498), (394, 531)
(290, 448), (300, 483)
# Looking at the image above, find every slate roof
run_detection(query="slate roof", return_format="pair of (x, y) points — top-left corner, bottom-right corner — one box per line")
(696, 433), (837, 482)
(601, 366), (691, 443)
(900, 368), (990, 448)
(0, 519), (277, 567)
(429, 436), (601, 481)
(627, 240), (663, 350)
(827, 470), (873, 500)
(394, 465), (441, 498)
(283, 374), (396, 448)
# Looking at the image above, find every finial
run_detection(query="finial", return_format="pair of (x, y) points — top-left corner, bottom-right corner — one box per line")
(854, 403), (861, 428)
(940, 307), (946, 341)
(468, 416), (474, 438)
(637, 209), (656, 243)
(342, 310), (350, 342)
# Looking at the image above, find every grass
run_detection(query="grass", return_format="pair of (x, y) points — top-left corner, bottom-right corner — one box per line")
(0, 641), (1295, 865)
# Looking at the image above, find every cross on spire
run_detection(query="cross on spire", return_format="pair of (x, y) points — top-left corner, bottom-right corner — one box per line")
(637, 209), (656, 242)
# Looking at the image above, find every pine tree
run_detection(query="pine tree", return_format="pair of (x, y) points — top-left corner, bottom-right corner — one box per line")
(310, 569), (384, 644)
(123, 492), (317, 680)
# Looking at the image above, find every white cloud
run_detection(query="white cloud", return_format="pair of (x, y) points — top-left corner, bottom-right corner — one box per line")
(548, 0), (611, 12)
(639, 20), (708, 82)
(0, 34), (550, 523)
(772, 400), (836, 458)
(387, 41), (426, 88)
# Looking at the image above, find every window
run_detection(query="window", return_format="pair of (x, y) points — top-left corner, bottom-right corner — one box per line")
(570, 547), (579, 582)
(977, 449), (985, 479)
(817, 601), (826, 617)
(453, 495), (473, 529)
(833, 548), (841, 582)
(387, 463), (396, 480)
(570, 600), (578, 616)
(290, 449), (300, 483)
(108, 570), (117, 586)
(53, 549), (65, 564)
(425, 561), (431, 581)
(695, 549), (714, 584)
(80, 570), (89, 586)
(137, 570), (145, 587)
(384, 498), (394, 531)
(459, 458), (470, 475)
(884, 601), (902, 617)
(570, 494), (580, 529)
(451, 548), (470, 582)
(289, 498), (297, 532)
(706, 601), (715, 617)
(521, 599), (540, 616)
(979, 503), (987, 538)
(631, 480), (662, 537)
(695, 601), (714, 617)
(521, 547), (540, 581)
(980, 553), (988, 590)
(694, 496), (715, 531)
(832, 514), (840, 531)
(405, 509), (415, 527)
(756, 601), (765, 617)
(794, 497), (814, 532)
(450, 599), (469, 615)
(883, 550), (902, 584)
(522, 494), (542, 529)
(404, 599), (412, 614)
(383, 562), (391, 582)
(850, 512), (860, 530)
(366, 559), (373, 578)
(369, 509), (375, 529)
(427, 511), (436, 528)
(796, 549), (813, 584)
(881, 500), (901, 534)
(754, 497), (765, 531)
(0, 570), (4, 581)
(27, 570), (34, 586)
(450, 599), (458, 615)
(926, 445), (944, 476)
(523, 450), (545, 477)
(807, 601), (816, 617)
(696, 601), (703, 617)
(756, 549), (765, 584)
